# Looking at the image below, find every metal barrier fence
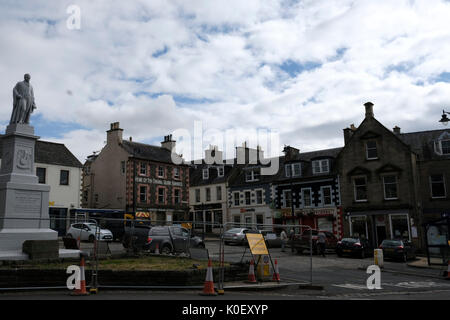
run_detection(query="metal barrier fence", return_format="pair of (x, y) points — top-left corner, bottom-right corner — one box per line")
(0, 216), (316, 291)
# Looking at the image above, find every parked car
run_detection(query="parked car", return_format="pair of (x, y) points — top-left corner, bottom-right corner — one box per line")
(260, 230), (282, 248)
(122, 225), (205, 254)
(66, 222), (113, 242)
(336, 237), (373, 258)
(379, 239), (416, 262)
(122, 225), (152, 249)
(223, 228), (260, 245)
(292, 230), (338, 254)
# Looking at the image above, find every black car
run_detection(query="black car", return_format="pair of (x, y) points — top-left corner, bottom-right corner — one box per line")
(379, 239), (416, 262)
(123, 225), (205, 254)
(336, 237), (373, 258)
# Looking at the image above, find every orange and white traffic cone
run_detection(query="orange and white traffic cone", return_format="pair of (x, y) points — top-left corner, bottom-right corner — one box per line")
(71, 255), (89, 296)
(246, 259), (257, 283)
(199, 259), (217, 296)
(155, 243), (160, 255)
(272, 259), (280, 282)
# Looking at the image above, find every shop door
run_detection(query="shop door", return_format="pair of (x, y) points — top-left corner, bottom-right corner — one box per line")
(205, 211), (212, 233)
(375, 216), (387, 246)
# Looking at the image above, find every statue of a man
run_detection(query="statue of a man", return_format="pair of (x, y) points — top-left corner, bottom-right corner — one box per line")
(10, 74), (37, 125)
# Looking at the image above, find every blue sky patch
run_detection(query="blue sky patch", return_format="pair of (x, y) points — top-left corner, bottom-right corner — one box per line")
(432, 72), (450, 83)
(279, 60), (322, 77)
(30, 114), (87, 139)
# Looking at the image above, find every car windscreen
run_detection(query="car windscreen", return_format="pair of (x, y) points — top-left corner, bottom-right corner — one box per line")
(226, 228), (243, 233)
(342, 238), (359, 243)
(382, 240), (402, 246)
(150, 227), (169, 236)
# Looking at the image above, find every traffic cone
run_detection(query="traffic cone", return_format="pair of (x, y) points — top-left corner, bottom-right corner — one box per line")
(199, 259), (217, 296)
(77, 236), (81, 249)
(155, 243), (160, 255)
(246, 259), (257, 283)
(71, 255), (89, 296)
(272, 259), (280, 282)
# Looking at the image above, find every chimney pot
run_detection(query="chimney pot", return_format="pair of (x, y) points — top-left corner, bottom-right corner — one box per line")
(393, 126), (401, 134)
(364, 102), (374, 118)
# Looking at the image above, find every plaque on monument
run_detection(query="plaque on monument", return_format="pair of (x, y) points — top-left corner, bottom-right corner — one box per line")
(0, 74), (58, 256)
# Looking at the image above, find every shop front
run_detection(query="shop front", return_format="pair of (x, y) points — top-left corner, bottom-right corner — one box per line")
(280, 207), (343, 239)
(229, 207), (273, 230)
(347, 210), (413, 248)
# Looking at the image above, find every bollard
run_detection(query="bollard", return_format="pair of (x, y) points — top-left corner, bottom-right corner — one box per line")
(374, 249), (384, 268)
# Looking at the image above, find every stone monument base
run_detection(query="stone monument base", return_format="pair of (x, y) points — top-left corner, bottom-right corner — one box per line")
(0, 228), (57, 252)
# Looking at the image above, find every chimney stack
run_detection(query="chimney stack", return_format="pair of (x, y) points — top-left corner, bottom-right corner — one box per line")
(283, 145), (300, 161)
(161, 134), (176, 151)
(205, 145), (223, 164)
(393, 126), (401, 135)
(106, 122), (123, 145)
(364, 102), (374, 118)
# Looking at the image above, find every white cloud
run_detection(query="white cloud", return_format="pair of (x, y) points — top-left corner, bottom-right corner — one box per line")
(1, 0), (450, 163)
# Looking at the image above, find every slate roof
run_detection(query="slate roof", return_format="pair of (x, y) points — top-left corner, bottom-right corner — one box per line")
(189, 163), (234, 187)
(120, 140), (187, 165)
(398, 129), (450, 160)
(0, 135), (82, 168)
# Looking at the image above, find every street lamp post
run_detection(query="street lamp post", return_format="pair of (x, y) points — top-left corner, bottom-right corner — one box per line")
(439, 110), (450, 126)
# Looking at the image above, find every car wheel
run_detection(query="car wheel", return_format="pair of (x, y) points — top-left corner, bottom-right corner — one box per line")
(161, 245), (172, 255)
(88, 235), (95, 243)
(66, 234), (73, 238)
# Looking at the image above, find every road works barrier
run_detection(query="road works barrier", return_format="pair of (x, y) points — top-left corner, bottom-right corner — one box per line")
(0, 217), (314, 292)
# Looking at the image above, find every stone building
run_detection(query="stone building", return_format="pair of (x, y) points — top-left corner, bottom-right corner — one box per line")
(273, 146), (344, 238)
(338, 102), (423, 248)
(81, 122), (190, 224)
(189, 146), (234, 234)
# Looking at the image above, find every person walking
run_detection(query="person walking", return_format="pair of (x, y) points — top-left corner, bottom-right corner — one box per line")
(280, 229), (288, 252)
(317, 232), (326, 257)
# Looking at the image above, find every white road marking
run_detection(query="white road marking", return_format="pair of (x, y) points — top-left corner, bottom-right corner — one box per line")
(332, 283), (370, 290)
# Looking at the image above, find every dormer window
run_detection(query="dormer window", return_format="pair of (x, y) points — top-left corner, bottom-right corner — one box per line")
(217, 166), (224, 177)
(366, 141), (378, 159)
(202, 168), (209, 179)
(285, 163), (301, 177)
(441, 140), (450, 155)
(245, 169), (260, 182)
(434, 132), (450, 155)
(312, 160), (329, 174)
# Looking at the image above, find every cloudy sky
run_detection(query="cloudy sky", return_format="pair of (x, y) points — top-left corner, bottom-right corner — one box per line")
(1, 0), (450, 162)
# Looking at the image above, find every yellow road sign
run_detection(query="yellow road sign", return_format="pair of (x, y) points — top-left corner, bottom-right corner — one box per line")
(246, 233), (269, 255)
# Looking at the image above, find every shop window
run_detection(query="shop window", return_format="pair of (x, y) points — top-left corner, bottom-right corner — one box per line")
(233, 215), (241, 227)
(390, 214), (410, 240)
(350, 216), (368, 239)
(214, 211), (223, 226)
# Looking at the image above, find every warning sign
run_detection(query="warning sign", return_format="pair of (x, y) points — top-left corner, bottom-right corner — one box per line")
(246, 233), (269, 255)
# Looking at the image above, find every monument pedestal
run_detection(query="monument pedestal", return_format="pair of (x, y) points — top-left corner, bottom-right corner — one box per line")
(0, 124), (57, 258)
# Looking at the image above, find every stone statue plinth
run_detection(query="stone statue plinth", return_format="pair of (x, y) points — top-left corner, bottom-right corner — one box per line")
(0, 124), (57, 252)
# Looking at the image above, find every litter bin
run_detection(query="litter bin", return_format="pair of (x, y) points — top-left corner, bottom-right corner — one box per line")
(374, 249), (384, 268)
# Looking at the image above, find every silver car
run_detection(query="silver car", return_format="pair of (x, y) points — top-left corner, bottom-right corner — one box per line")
(67, 222), (113, 242)
(223, 228), (259, 245)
